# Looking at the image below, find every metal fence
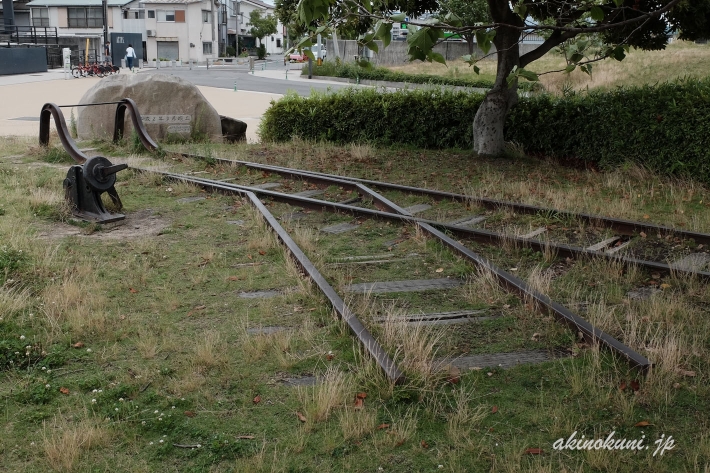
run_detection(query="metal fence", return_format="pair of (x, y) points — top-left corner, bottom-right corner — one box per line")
(0, 26), (59, 45)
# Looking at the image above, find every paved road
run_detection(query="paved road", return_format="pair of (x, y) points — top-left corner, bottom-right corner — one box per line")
(140, 56), (351, 96)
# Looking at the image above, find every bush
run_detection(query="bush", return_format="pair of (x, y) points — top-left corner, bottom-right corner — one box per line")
(257, 44), (266, 60)
(259, 78), (710, 181)
(305, 61), (540, 92)
(259, 88), (485, 149)
(307, 61), (496, 89)
(226, 46), (236, 57)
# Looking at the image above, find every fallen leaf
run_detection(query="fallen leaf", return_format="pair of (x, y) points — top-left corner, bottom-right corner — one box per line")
(447, 364), (461, 384)
(356, 392), (367, 399)
(258, 250), (266, 256)
(194, 305), (206, 310)
(531, 332), (541, 341)
(643, 214), (650, 219)
(354, 397), (364, 410)
(487, 372), (493, 377)
(525, 448), (543, 455)
(72, 342), (84, 348)
(59, 387), (69, 395)
(634, 420), (652, 427)
(184, 411), (196, 418)
(673, 383), (681, 389)
(660, 283), (671, 290)
(435, 268), (443, 273)
(129, 288), (138, 293)
(420, 440), (429, 449)
(326, 354), (334, 361)
(639, 232), (647, 238)
(237, 435), (255, 439)
(679, 369), (696, 377)
(377, 423), (390, 430)
(253, 395), (261, 404)
(228, 276), (240, 281)
(630, 380), (640, 391)
(247, 254), (252, 260)
(395, 439), (405, 447)
(296, 412), (307, 423)
(491, 405), (498, 414)
(619, 381), (627, 391)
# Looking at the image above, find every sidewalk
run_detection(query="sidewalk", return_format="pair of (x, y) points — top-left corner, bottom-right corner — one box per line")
(0, 69), (282, 143)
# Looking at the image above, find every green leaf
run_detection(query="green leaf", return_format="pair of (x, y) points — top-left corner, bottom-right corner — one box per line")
(366, 41), (379, 54)
(518, 68), (539, 82)
(570, 53), (584, 64)
(391, 13), (406, 22)
(612, 46), (626, 61)
(590, 6), (605, 21)
(513, 1), (527, 19)
(303, 50), (315, 62)
(429, 51), (446, 65)
(444, 12), (462, 27)
(473, 65), (480, 75)
(357, 59), (372, 69)
(476, 30), (493, 55)
(375, 21), (392, 48)
(564, 64), (576, 73)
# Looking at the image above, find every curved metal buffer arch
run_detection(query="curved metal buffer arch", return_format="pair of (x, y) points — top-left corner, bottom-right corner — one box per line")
(113, 98), (159, 151)
(39, 103), (89, 164)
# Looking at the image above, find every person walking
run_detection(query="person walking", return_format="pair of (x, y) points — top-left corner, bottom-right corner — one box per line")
(125, 44), (136, 72)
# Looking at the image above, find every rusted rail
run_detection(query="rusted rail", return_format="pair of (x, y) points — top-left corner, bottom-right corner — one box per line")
(39, 103), (88, 164)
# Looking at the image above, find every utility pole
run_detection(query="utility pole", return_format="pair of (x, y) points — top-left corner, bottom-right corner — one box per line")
(235, 0), (241, 54)
(102, 0), (108, 59)
(2, 0), (15, 32)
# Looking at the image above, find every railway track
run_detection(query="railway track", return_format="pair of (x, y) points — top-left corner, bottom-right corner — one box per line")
(40, 100), (710, 384)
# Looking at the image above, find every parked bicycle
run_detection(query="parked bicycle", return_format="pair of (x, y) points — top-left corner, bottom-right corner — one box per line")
(71, 60), (120, 78)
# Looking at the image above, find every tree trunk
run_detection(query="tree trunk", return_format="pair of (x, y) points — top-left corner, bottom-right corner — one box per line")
(465, 35), (474, 55)
(472, 3), (523, 157)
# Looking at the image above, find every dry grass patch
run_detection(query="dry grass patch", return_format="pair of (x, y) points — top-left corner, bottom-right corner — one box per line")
(194, 330), (225, 370)
(297, 367), (351, 425)
(445, 388), (488, 449)
(43, 415), (110, 472)
(339, 406), (377, 441)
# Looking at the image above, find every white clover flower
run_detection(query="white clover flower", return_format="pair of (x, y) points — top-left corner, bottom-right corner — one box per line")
(92, 389), (98, 393)
(98, 389), (102, 393)
(154, 410), (159, 414)
(86, 348), (92, 353)
(45, 384), (50, 388)
(19, 335), (25, 340)
(171, 406), (175, 409)
(115, 408), (119, 411)
(41, 367), (46, 371)
(159, 440), (164, 443)
(91, 399), (97, 403)
(141, 421), (146, 425)
(119, 398), (124, 402)
(47, 370), (51, 374)
(197, 444), (201, 448)
(149, 442), (154, 445)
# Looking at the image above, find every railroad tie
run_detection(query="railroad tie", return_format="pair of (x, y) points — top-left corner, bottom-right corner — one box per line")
(291, 189), (324, 198)
(404, 204), (432, 214)
(344, 278), (462, 294)
(447, 215), (487, 227)
(669, 252), (710, 272)
(252, 182), (282, 190)
(176, 196), (206, 203)
(520, 227), (547, 239)
(585, 236), (621, 251)
(436, 350), (559, 371)
(321, 222), (359, 234)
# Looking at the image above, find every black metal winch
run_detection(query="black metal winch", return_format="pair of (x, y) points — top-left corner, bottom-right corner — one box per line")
(63, 156), (128, 223)
(39, 102), (133, 223)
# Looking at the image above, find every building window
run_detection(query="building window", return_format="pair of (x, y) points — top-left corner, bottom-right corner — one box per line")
(157, 10), (175, 22)
(147, 10), (155, 18)
(31, 7), (49, 27)
(203, 42), (212, 54)
(68, 7), (103, 28)
(202, 10), (210, 23)
(134, 11), (145, 19)
(276, 38), (281, 47)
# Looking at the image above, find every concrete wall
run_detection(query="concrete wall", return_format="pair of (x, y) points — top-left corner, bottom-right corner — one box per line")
(0, 47), (48, 75)
(145, 0), (216, 62)
(327, 39), (540, 66)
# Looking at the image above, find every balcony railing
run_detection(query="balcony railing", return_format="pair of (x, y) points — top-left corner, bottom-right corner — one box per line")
(0, 25), (59, 45)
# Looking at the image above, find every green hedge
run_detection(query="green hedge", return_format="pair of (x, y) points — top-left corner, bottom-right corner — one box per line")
(506, 79), (710, 177)
(260, 78), (710, 180)
(260, 88), (485, 149)
(306, 61), (497, 89)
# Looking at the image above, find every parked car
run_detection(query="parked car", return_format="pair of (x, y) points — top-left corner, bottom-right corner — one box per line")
(286, 45), (327, 63)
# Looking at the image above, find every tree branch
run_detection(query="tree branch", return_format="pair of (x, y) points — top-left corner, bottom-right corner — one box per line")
(520, 30), (577, 68)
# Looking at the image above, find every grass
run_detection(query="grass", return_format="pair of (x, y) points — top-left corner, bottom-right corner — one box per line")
(1, 136), (709, 471)
(386, 40), (710, 94)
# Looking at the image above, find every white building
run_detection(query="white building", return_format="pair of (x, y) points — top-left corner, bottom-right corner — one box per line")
(225, 0), (282, 55)
(143, 0), (218, 62)
(25, 0), (133, 37)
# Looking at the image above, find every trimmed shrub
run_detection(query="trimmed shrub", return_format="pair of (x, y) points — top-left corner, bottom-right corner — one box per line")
(306, 61), (540, 92)
(259, 88), (485, 149)
(259, 78), (710, 181)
